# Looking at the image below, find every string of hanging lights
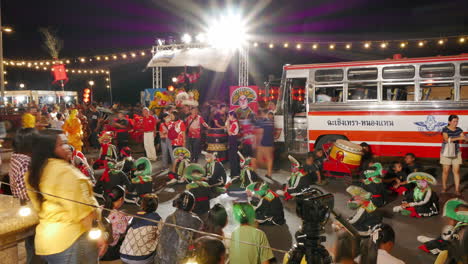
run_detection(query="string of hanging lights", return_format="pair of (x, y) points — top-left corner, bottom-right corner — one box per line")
(250, 35), (467, 51)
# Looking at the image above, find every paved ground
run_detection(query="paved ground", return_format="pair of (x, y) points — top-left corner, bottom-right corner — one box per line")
(1, 148), (467, 264)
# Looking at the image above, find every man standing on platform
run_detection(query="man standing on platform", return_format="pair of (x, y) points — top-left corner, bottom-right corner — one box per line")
(142, 107), (158, 161)
(185, 107), (210, 162)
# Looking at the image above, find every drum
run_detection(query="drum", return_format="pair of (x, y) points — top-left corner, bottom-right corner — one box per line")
(329, 139), (363, 167)
(206, 143), (227, 162)
(207, 128), (228, 144)
(207, 128), (228, 161)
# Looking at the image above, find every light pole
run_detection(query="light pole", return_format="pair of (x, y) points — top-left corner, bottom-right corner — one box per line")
(0, 0), (11, 104)
(88, 80), (94, 102)
(107, 71), (113, 105)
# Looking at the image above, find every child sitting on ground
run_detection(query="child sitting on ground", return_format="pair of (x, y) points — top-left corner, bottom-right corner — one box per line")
(303, 152), (323, 184)
(383, 161), (412, 195)
(403, 152), (423, 174)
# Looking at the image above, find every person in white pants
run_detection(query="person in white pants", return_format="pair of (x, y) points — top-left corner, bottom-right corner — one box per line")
(142, 107), (158, 161)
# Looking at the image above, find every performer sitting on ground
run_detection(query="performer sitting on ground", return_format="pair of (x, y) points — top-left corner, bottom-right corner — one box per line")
(69, 145), (95, 184)
(341, 185), (382, 236)
(94, 160), (131, 199)
(184, 164), (212, 217)
(418, 198), (467, 255)
(361, 162), (387, 208)
(246, 182), (286, 226)
(383, 161), (412, 196)
(393, 172), (439, 218)
(93, 131), (118, 170)
(277, 155), (314, 200)
(202, 151), (227, 190)
(167, 147), (191, 185)
(303, 152), (323, 185)
(129, 157), (153, 199)
(225, 151), (259, 196)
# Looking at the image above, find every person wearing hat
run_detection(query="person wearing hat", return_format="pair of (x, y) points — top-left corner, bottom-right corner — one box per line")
(184, 164), (212, 217)
(130, 157), (153, 198)
(418, 199), (467, 256)
(167, 147), (191, 185)
(246, 182), (285, 226)
(393, 172), (439, 218)
(94, 159), (132, 199)
(93, 131), (119, 170)
(229, 202), (274, 264)
(154, 192), (203, 264)
(277, 155), (314, 200)
(203, 151), (227, 190)
(226, 151), (259, 195)
(343, 185), (382, 236)
(361, 162), (387, 208)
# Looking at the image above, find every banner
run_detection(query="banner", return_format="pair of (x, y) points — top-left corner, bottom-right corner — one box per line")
(230, 86), (258, 120)
(147, 47), (233, 72)
(142, 88), (166, 105)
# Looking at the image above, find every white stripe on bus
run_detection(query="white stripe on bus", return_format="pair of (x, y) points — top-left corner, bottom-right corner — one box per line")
(308, 140), (468, 147)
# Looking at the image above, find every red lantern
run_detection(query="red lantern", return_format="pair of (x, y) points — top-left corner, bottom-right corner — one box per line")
(52, 63), (69, 84)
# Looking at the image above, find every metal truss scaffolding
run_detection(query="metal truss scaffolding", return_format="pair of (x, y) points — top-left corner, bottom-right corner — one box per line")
(238, 46), (249, 86)
(151, 43), (249, 88)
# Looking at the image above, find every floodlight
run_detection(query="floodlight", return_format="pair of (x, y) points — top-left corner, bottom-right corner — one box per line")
(182, 33), (192, 44)
(207, 14), (247, 50)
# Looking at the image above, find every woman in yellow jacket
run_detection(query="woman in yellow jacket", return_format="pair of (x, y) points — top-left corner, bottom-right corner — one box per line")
(26, 130), (103, 263)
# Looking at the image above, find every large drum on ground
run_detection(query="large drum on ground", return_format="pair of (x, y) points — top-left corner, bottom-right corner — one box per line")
(207, 128), (228, 161)
(329, 139), (363, 167)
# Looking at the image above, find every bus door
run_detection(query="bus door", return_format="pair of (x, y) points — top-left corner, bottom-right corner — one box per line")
(283, 77), (308, 154)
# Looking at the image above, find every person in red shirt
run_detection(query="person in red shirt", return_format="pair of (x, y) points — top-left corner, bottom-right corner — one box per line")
(142, 107), (158, 161)
(185, 107), (210, 162)
(169, 110), (186, 148)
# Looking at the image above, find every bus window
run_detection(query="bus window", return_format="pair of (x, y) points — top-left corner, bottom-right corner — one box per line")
(420, 82), (454, 101)
(314, 86), (344, 103)
(420, 63), (455, 78)
(383, 85), (415, 101)
(383, 66), (415, 79)
(348, 83), (377, 100)
(347, 68), (378, 80)
(315, 69), (343, 82)
(460, 82), (468, 100)
(461, 63), (468, 76)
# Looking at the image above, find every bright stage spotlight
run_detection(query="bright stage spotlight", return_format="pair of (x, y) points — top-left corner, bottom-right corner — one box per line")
(182, 33), (192, 44)
(196, 33), (206, 43)
(207, 13), (247, 50)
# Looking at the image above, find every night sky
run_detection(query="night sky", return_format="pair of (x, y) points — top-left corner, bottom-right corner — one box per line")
(3, 0), (468, 103)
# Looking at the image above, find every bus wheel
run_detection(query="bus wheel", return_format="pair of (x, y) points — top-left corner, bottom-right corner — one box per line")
(315, 135), (347, 151)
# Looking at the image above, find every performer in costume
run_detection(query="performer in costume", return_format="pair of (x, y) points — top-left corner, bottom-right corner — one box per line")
(276, 155), (313, 200)
(167, 147), (191, 185)
(393, 172), (439, 218)
(202, 151), (227, 190)
(361, 162), (387, 208)
(184, 164), (212, 217)
(69, 145), (95, 184)
(226, 151), (259, 195)
(246, 182), (285, 226)
(344, 185), (382, 236)
(93, 131), (118, 170)
(418, 198), (467, 255)
(94, 160), (131, 199)
(130, 157), (153, 197)
(62, 109), (83, 151)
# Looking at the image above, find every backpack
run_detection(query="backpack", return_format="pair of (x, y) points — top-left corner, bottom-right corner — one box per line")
(168, 122), (179, 140)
